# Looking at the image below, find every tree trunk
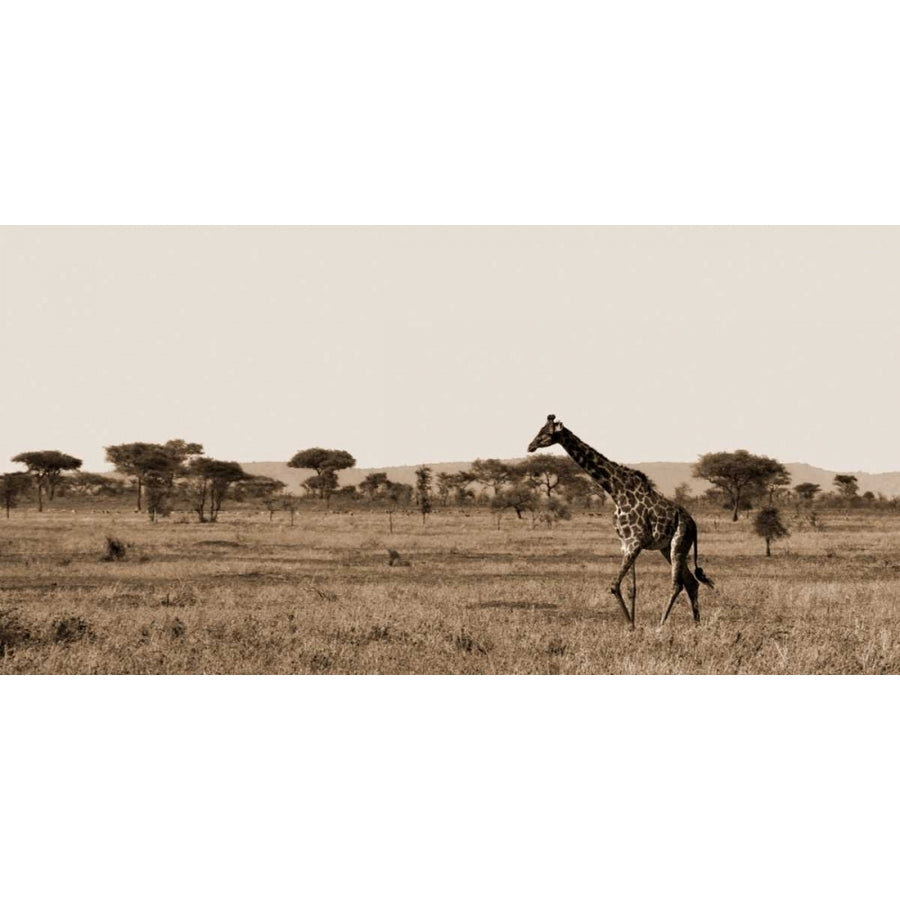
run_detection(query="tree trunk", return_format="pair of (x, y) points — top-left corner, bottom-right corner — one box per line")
(765, 537), (771, 557)
(389, 510), (393, 534)
(37, 480), (44, 513)
(194, 482), (208, 522)
(732, 491), (740, 522)
(136, 477), (142, 511)
(5, 498), (9, 518)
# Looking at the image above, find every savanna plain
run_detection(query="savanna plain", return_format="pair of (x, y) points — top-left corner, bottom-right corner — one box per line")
(2, 506), (899, 674)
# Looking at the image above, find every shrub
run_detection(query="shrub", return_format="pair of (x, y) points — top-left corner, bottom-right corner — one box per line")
(102, 537), (127, 561)
(536, 498), (572, 528)
(52, 615), (94, 644)
(753, 507), (790, 557)
(0, 608), (33, 657)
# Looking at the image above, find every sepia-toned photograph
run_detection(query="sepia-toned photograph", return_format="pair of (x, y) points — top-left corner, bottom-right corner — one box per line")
(2, 226), (897, 675)
(4, 5), (898, 897)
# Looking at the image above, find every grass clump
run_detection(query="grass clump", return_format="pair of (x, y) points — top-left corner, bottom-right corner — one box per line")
(0, 608), (33, 657)
(102, 537), (127, 561)
(52, 615), (94, 644)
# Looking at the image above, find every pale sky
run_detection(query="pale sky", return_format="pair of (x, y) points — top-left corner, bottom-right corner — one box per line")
(1, 227), (898, 474)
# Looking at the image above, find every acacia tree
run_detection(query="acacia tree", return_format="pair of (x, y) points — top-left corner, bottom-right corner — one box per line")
(754, 507), (790, 557)
(693, 450), (789, 522)
(11, 451), (83, 512)
(469, 459), (513, 497)
(360, 472), (390, 501)
(436, 471), (473, 506)
(135, 445), (193, 521)
(386, 480), (413, 506)
(764, 469), (793, 505)
(794, 482), (821, 503)
(288, 448), (356, 500)
(833, 474), (859, 501)
(302, 470), (339, 506)
(517, 455), (581, 501)
(435, 472), (454, 506)
(186, 458), (246, 522)
(206, 461), (246, 522)
(1, 472), (32, 518)
(491, 484), (537, 523)
(415, 466), (433, 524)
(143, 460), (177, 522)
(563, 472), (601, 509)
(445, 471), (475, 506)
(105, 442), (152, 509)
(106, 440), (203, 510)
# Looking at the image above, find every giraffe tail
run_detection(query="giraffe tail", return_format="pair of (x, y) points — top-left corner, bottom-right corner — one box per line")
(692, 521), (715, 589)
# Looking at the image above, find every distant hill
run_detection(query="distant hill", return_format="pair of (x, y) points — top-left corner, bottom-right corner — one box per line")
(241, 459), (900, 499)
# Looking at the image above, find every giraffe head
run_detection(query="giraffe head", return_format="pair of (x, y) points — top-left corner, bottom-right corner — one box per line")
(527, 414), (563, 452)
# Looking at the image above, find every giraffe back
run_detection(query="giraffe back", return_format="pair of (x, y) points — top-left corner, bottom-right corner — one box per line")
(613, 469), (683, 550)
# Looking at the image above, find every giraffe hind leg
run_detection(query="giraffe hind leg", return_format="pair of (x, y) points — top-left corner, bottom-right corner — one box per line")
(660, 524), (693, 626)
(683, 566), (700, 623)
(659, 546), (681, 625)
(660, 578), (684, 626)
(629, 563), (637, 627)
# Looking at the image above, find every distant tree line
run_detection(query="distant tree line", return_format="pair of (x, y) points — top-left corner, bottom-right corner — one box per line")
(689, 456), (890, 517)
(2, 440), (280, 523)
(3, 440), (896, 532)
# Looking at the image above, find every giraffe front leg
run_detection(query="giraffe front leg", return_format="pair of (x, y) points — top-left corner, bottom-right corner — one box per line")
(628, 563), (637, 626)
(611, 547), (640, 627)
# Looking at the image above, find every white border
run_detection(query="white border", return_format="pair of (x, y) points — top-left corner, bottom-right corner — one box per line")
(4, 677), (897, 899)
(2, 2), (898, 897)
(2, 2), (899, 225)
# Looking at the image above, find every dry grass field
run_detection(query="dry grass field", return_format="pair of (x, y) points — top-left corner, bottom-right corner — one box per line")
(2, 505), (900, 674)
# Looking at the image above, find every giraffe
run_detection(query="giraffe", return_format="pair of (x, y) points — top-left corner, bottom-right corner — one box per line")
(527, 414), (714, 627)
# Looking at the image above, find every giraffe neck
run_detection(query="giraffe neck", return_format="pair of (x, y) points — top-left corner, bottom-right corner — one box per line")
(557, 427), (630, 503)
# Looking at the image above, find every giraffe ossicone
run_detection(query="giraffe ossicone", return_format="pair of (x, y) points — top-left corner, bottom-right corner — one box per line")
(526, 414), (714, 627)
